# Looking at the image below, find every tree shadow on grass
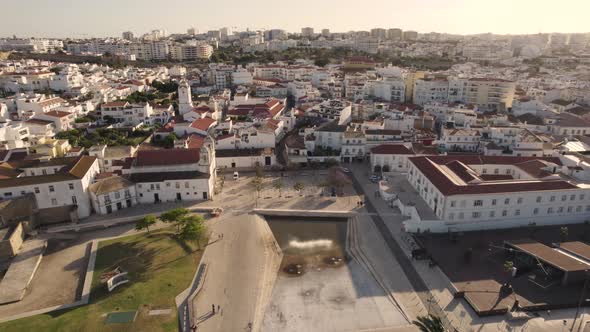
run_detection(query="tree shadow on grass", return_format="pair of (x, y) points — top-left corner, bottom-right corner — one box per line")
(87, 240), (159, 305)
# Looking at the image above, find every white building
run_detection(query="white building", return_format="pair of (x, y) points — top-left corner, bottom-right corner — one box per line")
(89, 176), (137, 214)
(123, 147), (215, 203)
(0, 156), (99, 219)
(404, 155), (590, 233)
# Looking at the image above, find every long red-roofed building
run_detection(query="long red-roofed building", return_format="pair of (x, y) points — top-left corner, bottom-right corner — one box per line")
(403, 154), (590, 233)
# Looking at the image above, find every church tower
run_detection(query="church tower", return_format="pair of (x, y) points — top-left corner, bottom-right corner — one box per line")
(178, 79), (194, 115)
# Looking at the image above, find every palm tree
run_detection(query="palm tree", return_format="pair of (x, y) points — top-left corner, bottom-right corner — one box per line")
(136, 214), (157, 234)
(412, 314), (445, 332)
(503, 260), (515, 290)
(560, 226), (569, 243)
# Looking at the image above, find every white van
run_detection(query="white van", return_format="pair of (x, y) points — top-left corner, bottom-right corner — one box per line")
(233, 171), (239, 180)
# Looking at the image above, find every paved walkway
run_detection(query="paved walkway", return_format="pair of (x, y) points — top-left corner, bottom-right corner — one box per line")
(0, 239), (47, 304)
(347, 163), (460, 331)
(191, 213), (281, 332)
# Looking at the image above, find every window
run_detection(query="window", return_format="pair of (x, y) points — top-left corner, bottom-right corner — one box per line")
(576, 206), (582, 212)
(138, 184), (142, 189)
(489, 211), (495, 218)
(502, 210), (508, 216)
(51, 198), (57, 205)
(506, 169), (511, 175)
(482, 168), (487, 174)
(150, 184), (155, 190)
(115, 192), (121, 199)
(536, 196), (542, 203)
(562, 195), (567, 201)
(34, 187), (40, 194)
(517, 198), (523, 204)
(450, 201), (456, 207)
(72, 196), (77, 205)
(42, 169), (47, 175)
(4, 192), (12, 197)
(550, 196), (555, 202)
(49, 185), (55, 192)
(156, 184), (160, 190)
(166, 182), (171, 187)
(515, 209), (520, 216)
(570, 194), (576, 201)
(472, 212), (480, 218)
(104, 195), (111, 204)
(449, 213), (455, 220)
(504, 198), (510, 205)
(581, 194), (586, 200)
(533, 208), (539, 215)
(567, 206), (573, 213)
(474, 200), (483, 207)
(185, 182), (189, 188)
(558, 207), (564, 213)
(494, 168), (499, 174)
(175, 182), (180, 189)
(492, 199), (497, 206)
(69, 183), (74, 190)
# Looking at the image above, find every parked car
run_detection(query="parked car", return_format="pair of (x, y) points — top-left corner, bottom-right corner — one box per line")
(233, 171), (239, 180)
(341, 167), (351, 173)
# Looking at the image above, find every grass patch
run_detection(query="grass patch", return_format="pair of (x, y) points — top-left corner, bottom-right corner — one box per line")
(0, 227), (205, 332)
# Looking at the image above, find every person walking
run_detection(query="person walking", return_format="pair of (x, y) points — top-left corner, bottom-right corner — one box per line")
(212, 304), (215, 314)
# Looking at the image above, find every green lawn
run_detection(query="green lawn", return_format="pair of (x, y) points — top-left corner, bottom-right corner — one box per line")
(0, 228), (204, 332)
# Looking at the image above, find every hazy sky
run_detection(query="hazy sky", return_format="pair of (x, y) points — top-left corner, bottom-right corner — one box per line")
(2, 0), (589, 38)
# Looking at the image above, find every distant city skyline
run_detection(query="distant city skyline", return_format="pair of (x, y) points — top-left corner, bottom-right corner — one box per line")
(1, 0), (589, 38)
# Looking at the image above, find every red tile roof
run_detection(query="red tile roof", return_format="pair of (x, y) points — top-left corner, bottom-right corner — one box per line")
(134, 149), (200, 167)
(371, 144), (414, 155)
(44, 110), (72, 118)
(190, 118), (216, 131)
(410, 155), (574, 196)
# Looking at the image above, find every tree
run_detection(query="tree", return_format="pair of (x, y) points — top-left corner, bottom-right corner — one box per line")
(412, 314), (445, 332)
(160, 208), (190, 232)
(293, 182), (304, 196)
(251, 176), (264, 206)
(136, 215), (157, 234)
(325, 158), (339, 167)
(255, 165), (264, 178)
(273, 180), (284, 197)
(560, 226), (569, 242)
(327, 166), (352, 195)
(314, 57), (329, 67)
(178, 215), (206, 249)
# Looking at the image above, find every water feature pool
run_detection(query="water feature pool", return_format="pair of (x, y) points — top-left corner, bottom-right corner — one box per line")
(264, 216), (349, 277)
